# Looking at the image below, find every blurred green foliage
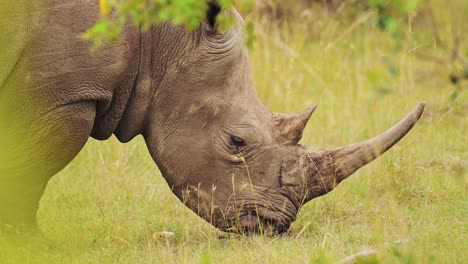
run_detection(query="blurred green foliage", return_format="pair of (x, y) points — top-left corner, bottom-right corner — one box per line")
(367, 0), (420, 34)
(84, 0), (234, 47)
(85, 0), (420, 47)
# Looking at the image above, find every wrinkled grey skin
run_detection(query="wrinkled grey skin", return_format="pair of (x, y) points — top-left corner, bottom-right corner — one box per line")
(0, 0), (424, 233)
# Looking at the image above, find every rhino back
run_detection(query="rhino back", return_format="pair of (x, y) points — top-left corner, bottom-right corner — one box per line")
(1, 0), (141, 140)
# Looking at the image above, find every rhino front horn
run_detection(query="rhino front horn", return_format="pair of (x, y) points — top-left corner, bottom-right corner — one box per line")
(331, 103), (425, 179)
(299, 103), (425, 200)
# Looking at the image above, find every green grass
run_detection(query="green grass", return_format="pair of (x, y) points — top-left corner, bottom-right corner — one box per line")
(1, 1), (467, 263)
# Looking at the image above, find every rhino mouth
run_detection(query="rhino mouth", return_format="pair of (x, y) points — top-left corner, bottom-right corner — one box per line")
(229, 199), (297, 234)
(237, 207), (291, 234)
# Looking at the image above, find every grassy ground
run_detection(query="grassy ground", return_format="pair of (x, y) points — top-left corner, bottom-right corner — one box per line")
(1, 1), (466, 263)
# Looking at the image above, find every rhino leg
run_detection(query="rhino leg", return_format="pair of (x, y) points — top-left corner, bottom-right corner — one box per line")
(0, 102), (95, 230)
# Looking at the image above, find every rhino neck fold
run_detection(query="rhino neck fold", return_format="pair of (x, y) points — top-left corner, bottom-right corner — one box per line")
(113, 30), (151, 143)
(89, 24), (142, 141)
(115, 25), (200, 143)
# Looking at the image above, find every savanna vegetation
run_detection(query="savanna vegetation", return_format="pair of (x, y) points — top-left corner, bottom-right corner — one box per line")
(1, 0), (466, 263)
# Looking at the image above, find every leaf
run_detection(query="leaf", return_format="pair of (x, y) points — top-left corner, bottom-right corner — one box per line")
(378, 15), (397, 34)
(368, 0), (386, 8)
(395, 0), (419, 12)
(200, 253), (211, 264)
(99, 0), (111, 17)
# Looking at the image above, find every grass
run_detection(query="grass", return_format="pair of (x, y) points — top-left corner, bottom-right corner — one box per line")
(1, 1), (467, 263)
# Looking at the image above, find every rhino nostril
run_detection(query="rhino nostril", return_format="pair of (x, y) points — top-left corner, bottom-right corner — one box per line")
(237, 209), (261, 232)
(239, 209), (257, 218)
(275, 223), (290, 234)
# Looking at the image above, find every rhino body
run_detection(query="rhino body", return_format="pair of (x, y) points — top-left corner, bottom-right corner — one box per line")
(0, 0), (424, 233)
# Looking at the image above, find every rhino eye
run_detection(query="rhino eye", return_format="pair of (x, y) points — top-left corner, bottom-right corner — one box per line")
(230, 135), (245, 147)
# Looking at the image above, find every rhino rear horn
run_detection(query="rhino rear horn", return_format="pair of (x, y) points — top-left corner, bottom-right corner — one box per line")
(273, 106), (317, 145)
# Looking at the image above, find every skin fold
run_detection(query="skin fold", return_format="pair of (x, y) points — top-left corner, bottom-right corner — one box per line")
(0, 0), (424, 233)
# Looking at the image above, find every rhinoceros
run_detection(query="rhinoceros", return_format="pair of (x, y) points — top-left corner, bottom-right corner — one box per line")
(0, 0), (424, 233)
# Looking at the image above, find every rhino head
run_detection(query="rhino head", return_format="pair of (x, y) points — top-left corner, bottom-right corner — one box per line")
(141, 6), (424, 234)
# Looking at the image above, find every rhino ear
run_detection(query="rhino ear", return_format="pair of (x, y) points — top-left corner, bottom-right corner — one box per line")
(207, 1), (222, 28)
(273, 106), (317, 145)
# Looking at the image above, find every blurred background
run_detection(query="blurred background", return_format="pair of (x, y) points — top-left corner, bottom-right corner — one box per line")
(2, 0), (466, 263)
